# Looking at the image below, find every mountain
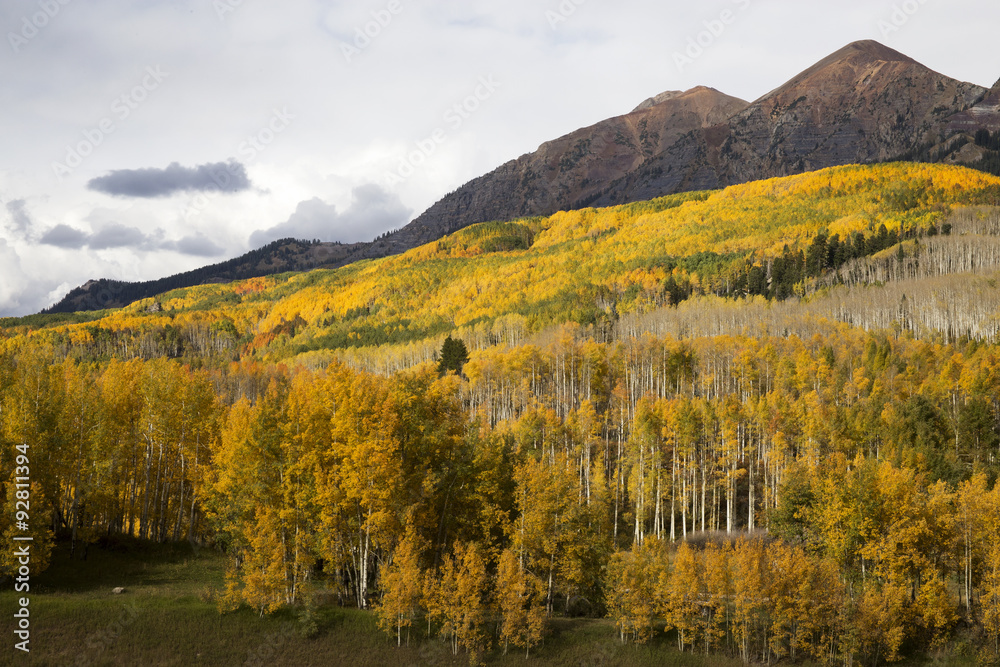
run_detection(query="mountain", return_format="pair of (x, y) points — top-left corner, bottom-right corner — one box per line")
(711, 40), (986, 181)
(343, 86), (749, 262)
(47, 41), (1000, 314)
(380, 40), (994, 255)
(947, 75), (1000, 135)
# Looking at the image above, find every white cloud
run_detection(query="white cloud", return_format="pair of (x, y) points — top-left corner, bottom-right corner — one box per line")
(0, 239), (28, 314)
(249, 184), (411, 248)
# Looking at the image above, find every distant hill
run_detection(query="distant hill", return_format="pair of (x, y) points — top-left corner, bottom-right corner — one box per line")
(44, 238), (362, 313)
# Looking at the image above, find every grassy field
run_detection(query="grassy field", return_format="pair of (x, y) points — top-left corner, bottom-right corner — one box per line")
(1, 539), (977, 666)
(1, 539), (742, 667)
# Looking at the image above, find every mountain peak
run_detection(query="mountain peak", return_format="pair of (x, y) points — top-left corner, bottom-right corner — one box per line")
(632, 90), (684, 112)
(632, 86), (732, 113)
(752, 39), (927, 105)
(300, 42), (996, 283)
(829, 39), (919, 65)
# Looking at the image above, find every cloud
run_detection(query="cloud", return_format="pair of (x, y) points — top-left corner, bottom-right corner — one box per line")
(88, 223), (152, 250)
(0, 239), (29, 315)
(249, 184), (412, 248)
(39, 224), (90, 249)
(87, 161), (252, 198)
(39, 222), (223, 257)
(163, 234), (225, 258)
(4, 200), (32, 236)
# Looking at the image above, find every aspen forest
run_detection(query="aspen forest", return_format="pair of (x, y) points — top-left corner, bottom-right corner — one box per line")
(3, 163), (1000, 665)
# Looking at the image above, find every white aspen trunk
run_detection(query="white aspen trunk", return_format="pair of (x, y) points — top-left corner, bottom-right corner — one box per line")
(726, 466), (732, 534)
(670, 453), (676, 541)
(681, 455), (688, 539)
(701, 465), (707, 532)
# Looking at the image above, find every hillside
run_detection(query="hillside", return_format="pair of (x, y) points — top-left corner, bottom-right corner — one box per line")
(7, 163), (1000, 364)
(44, 237), (363, 313)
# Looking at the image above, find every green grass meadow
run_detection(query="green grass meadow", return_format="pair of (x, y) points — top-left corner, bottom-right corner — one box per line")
(1, 539), (977, 666)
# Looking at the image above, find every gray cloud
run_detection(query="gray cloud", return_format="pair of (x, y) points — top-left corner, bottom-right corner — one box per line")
(163, 234), (225, 258)
(5, 200), (32, 236)
(39, 224), (90, 249)
(88, 223), (152, 250)
(39, 222), (223, 257)
(87, 161), (252, 198)
(249, 184), (412, 248)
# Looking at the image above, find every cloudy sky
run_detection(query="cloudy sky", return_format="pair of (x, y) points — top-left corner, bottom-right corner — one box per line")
(1, 0), (998, 316)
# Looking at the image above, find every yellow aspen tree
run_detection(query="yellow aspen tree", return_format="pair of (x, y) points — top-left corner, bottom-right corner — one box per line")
(767, 542), (803, 660)
(376, 534), (425, 647)
(239, 506), (294, 615)
(955, 473), (990, 612)
(663, 541), (702, 652)
(794, 555), (845, 663)
(701, 541), (733, 654)
(605, 539), (665, 645)
(96, 359), (144, 537)
(854, 579), (912, 665)
(0, 347), (57, 575)
(496, 548), (546, 656)
(982, 485), (1000, 659)
(424, 542), (490, 664)
(731, 538), (768, 664)
(55, 358), (100, 559)
(915, 571), (958, 649)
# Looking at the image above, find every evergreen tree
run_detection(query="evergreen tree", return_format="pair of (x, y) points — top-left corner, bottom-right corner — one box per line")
(438, 337), (469, 377)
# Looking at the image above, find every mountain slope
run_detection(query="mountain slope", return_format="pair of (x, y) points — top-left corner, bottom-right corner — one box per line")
(15, 164), (1000, 363)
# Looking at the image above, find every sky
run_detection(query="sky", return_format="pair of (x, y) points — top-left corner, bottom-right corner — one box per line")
(1, 0), (998, 316)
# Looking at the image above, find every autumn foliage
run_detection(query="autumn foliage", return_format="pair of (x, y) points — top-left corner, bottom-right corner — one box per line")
(2, 163), (1000, 664)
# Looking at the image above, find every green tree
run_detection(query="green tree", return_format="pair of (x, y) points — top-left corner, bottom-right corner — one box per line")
(438, 337), (469, 377)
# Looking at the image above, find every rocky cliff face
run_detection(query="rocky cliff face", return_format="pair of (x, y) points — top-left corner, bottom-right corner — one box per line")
(947, 75), (1000, 135)
(716, 40), (985, 181)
